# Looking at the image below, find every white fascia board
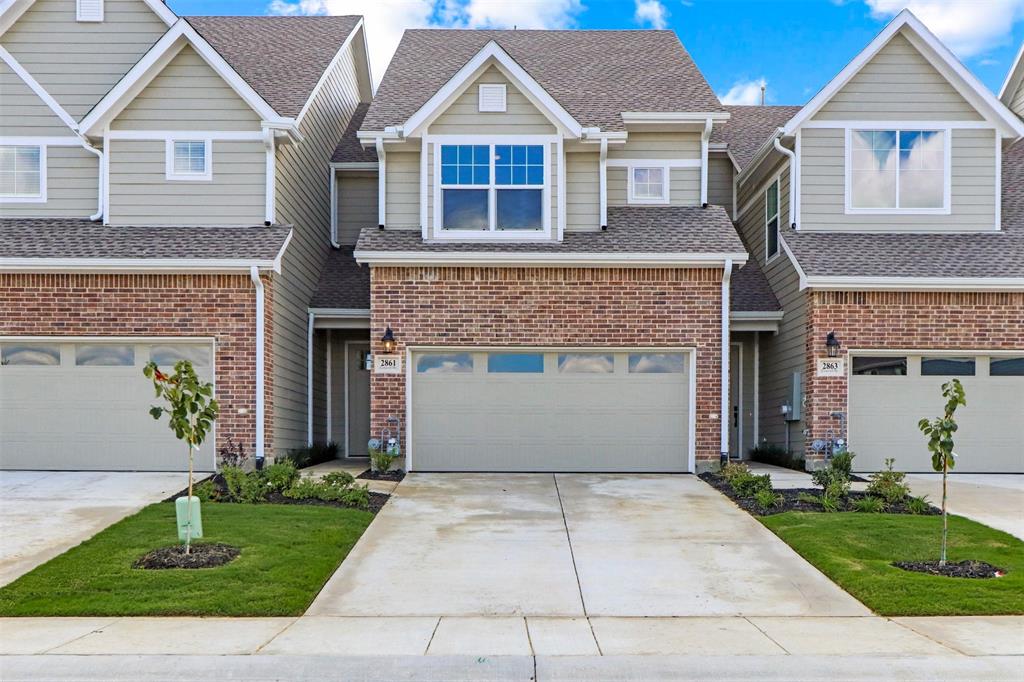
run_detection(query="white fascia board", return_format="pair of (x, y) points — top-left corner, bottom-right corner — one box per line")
(294, 18), (363, 126)
(731, 310), (785, 320)
(803, 276), (1024, 292)
(999, 41), (1024, 102)
(353, 250), (749, 267)
(0, 258), (279, 273)
(330, 161), (378, 171)
(271, 229), (293, 274)
(778, 234), (809, 290)
(621, 111), (730, 124)
(307, 307), (371, 318)
(781, 10), (1024, 139)
(401, 41), (583, 139)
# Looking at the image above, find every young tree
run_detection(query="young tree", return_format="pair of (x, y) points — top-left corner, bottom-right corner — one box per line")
(918, 378), (966, 567)
(144, 360), (219, 554)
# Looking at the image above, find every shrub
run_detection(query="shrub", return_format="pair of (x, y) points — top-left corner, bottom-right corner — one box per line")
(907, 495), (932, 515)
(720, 461), (750, 483)
(221, 466), (266, 504)
(866, 458), (910, 505)
(852, 496), (886, 513)
(283, 442), (339, 469)
(754, 489), (783, 510)
(731, 472), (773, 499)
(263, 461), (299, 493)
(321, 471), (355, 488)
(820, 494), (841, 513)
(829, 450), (855, 479)
(812, 467), (850, 499)
(192, 479), (217, 503)
(796, 492), (820, 505)
(217, 438), (249, 469)
(369, 447), (396, 474)
(284, 472), (370, 510)
(749, 443), (805, 472)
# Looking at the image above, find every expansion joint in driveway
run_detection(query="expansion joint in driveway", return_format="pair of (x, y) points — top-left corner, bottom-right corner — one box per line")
(552, 475), (592, 620)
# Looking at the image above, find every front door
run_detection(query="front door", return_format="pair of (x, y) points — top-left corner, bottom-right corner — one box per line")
(346, 342), (371, 458)
(729, 343), (742, 458)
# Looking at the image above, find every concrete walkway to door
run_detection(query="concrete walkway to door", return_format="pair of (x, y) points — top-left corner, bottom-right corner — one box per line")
(308, 473), (868, 617)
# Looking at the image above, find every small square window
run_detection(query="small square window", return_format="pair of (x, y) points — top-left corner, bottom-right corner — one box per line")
(166, 140), (211, 181)
(0, 145), (44, 200)
(629, 166), (667, 204)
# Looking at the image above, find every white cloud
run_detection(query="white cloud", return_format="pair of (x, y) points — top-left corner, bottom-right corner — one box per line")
(864, 0), (1024, 58)
(719, 77), (767, 105)
(634, 0), (668, 29)
(268, 0), (585, 86)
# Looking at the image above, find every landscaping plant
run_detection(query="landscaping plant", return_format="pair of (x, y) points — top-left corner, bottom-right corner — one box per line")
(852, 496), (886, 513)
(906, 495), (932, 516)
(369, 445), (396, 474)
(753, 489), (783, 511)
(143, 360), (219, 554)
(730, 472), (773, 499)
(811, 454), (853, 511)
(866, 458), (911, 506)
(918, 378), (967, 566)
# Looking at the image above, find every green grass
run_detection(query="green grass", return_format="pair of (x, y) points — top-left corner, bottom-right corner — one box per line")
(760, 512), (1024, 616)
(0, 502), (373, 617)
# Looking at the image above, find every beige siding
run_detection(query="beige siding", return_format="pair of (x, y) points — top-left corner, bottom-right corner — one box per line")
(0, 62), (72, 136)
(336, 172), (378, 246)
(0, 145), (98, 217)
(112, 45), (262, 131)
(1, 0), (169, 120)
(271, 40), (366, 455)
(107, 138), (264, 225)
(707, 153), (735, 217)
(607, 167), (700, 206)
(1010, 80), (1024, 118)
(385, 151), (420, 230)
(608, 132), (701, 160)
(566, 151), (599, 231)
(429, 65), (556, 135)
(813, 33), (982, 121)
(800, 127), (997, 231)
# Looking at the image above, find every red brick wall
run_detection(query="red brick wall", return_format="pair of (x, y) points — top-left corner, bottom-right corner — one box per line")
(0, 273), (275, 457)
(369, 266), (726, 468)
(804, 290), (1024, 463)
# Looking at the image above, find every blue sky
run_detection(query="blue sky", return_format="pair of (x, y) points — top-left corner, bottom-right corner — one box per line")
(167, 0), (1023, 105)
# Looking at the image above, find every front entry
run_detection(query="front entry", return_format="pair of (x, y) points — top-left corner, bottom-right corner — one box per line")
(346, 342), (371, 458)
(729, 343), (742, 458)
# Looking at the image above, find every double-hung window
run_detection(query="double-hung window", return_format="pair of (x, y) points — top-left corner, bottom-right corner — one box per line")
(765, 178), (779, 260)
(166, 139), (212, 181)
(439, 143), (545, 234)
(849, 129), (946, 212)
(0, 145), (44, 202)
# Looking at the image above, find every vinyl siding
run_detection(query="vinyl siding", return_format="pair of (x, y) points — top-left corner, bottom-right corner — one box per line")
(271, 39), (366, 455)
(800, 127), (998, 231)
(0, 0), (169, 120)
(1009, 80), (1024, 118)
(336, 172), (378, 246)
(385, 151), (420, 230)
(565, 151), (599, 231)
(0, 145), (98, 217)
(607, 132), (701, 160)
(813, 33), (982, 121)
(112, 45), (262, 131)
(707, 153), (735, 218)
(429, 65), (556, 135)
(107, 138), (265, 225)
(0, 62), (71, 136)
(607, 167), (700, 206)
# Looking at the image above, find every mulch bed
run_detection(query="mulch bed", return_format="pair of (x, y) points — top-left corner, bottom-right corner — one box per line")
(699, 472), (941, 516)
(893, 560), (1006, 579)
(133, 543), (240, 570)
(357, 469), (406, 482)
(167, 475), (390, 514)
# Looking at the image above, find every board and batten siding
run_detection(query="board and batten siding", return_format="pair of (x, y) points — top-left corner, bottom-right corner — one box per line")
(107, 138), (265, 225)
(0, 62), (72, 136)
(336, 172), (378, 246)
(800, 127), (997, 231)
(385, 151), (420, 230)
(0, 145), (99, 217)
(0, 0), (169, 120)
(112, 45), (262, 131)
(271, 39), (366, 454)
(429, 65), (556, 135)
(707, 153), (735, 218)
(565, 151), (599, 231)
(736, 160), (806, 456)
(812, 33), (982, 121)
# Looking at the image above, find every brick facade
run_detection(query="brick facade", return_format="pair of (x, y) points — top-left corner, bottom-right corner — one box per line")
(803, 290), (1024, 465)
(0, 272), (275, 457)
(369, 265), (726, 469)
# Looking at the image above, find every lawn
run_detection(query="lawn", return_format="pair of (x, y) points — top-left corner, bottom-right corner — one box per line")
(761, 512), (1024, 616)
(0, 502), (373, 617)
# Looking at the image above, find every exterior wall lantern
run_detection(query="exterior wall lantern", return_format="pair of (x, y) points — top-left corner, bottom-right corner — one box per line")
(381, 326), (397, 353)
(825, 331), (841, 358)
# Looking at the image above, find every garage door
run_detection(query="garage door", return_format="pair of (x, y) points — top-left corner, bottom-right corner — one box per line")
(849, 354), (1024, 473)
(0, 340), (215, 471)
(410, 349), (692, 472)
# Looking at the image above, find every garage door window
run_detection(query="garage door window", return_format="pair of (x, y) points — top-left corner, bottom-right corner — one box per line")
(990, 357), (1024, 377)
(76, 344), (134, 366)
(628, 353), (685, 374)
(921, 357), (975, 376)
(0, 343), (60, 366)
(150, 344), (210, 367)
(852, 356), (907, 376)
(487, 353), (543, 373)
(416, 353), (473, 374)
(558, 353), (614, 373)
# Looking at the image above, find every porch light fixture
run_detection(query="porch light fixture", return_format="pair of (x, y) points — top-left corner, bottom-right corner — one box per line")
(825, 331), (841, 358)
(381, 326), (397, 353)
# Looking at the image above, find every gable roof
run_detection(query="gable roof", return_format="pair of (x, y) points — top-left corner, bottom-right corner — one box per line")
(332, 102), (377, 163)
(0, 0), (176, 35)
(361, 29), (723, 134)
(999, 40), (1024, 107)
(711, 105), (802, 172)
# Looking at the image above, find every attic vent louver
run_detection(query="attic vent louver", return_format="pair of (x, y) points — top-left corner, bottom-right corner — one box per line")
(77, 0), (104, 21)
(478, 84), (507, 113)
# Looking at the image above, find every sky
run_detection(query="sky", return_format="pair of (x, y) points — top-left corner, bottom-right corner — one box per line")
(166, 0), (1024, 106)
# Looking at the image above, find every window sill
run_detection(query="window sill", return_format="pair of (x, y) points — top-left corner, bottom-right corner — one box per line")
(165, 173), (213, 182)
(430, 229), (553, 242)
(844, 207), (950, 216)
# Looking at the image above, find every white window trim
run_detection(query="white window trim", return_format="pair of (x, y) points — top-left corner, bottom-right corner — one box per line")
(76, 0), (104, 21)
(765, 177), (780, 263)
(627, 164), (670, 205)
(844, 127), (952, 216)
(430, 135), (553, 241)
(0, 144), (46, 203)
(478, 84), (507, 113)
(165, 139), (212, 182)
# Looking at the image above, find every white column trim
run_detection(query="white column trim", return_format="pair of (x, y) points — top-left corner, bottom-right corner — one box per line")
(376, 137), (386, 227)
(307, 311), (315, 446)
(700, 117), (711, 206)
(720, 259), (733, 464)
(599, 138), (608, 228)
(250, 267), (266, 461)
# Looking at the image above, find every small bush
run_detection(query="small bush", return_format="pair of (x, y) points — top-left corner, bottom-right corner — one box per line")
(284, 472), (370, 510)
(731, 472), (773, 499)
(830, 450), (856, 479)
(820, 494), (841, 513)
(221, 466), (267, 504)
(283, 442), (339, 469)
(812, 467), (851, 500)
(720, 461), (751, 483)
(321, 471), (355, 488)
(866, 458), (910, 505)
(796, 491), (820, 505)
(754, 489), (783, 510)
(369, 447), (396, 474)
(907, 495), (932, 515)
(852, 496), (886, 513)
(264, 461), (299, 493)
(192, 479), (217, 503)
(749, 443), (805, 472)
(217, 438), (249, 469)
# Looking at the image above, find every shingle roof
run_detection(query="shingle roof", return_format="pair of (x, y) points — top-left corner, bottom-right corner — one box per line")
(711, 105), (802, 172)
(355, 205), (745, 255)
(185, 16), (361, 118)
(362, 29), (724, 133)
(310, 247), (370, 309)
(782, 140), (1024, 279)
(0, 219), (291, 262)
(331, 103), (377, 163)
(731, 259), (781, 312)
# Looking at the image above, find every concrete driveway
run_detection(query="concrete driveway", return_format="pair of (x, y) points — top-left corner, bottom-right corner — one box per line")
(0, 471), (185, 586)
(906, 474), (1024, 540)
(308, 473), (869, 617)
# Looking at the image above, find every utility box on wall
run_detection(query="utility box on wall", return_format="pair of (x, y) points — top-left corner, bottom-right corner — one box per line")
(786, 372), (802, 421)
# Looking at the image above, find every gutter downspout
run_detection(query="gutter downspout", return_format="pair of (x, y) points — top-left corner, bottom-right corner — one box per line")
(598, 138), (608, 229)
(307, 311), (315, 446)
(329, 166), (340, 248)
(720, 258), (733, 469)
(249, 266), (266, 464)
(78, 137), (103, 221)
(376, 137), (386, 228)
(700, 117), (712, 207)
(773, 136), (797, 228)
(263, 128), (277, 226)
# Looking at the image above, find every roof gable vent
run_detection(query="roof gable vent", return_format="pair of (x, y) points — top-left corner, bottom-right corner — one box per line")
(478, 84), (507, 113)
(77, 0), (104, 22)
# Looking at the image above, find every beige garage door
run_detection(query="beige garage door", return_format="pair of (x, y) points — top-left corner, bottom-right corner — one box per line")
(849, 354), (1024, 473)
(0, 340), (215, 471)
(410, 349), (692, 472)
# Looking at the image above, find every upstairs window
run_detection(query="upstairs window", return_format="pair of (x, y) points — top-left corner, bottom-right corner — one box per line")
(440, 143), (545, 233)
(77, 0), (103, 21)
(629, 166), (668, 204)
(849, 129), (946, 212)
(0, 145), (44, 201)
(765, 179), (779, 261)
(166, 140), (211, 181)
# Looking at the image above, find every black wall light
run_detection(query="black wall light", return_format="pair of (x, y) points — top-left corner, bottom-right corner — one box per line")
(381, 326), (397, 353)
(825, 331), (841, 358)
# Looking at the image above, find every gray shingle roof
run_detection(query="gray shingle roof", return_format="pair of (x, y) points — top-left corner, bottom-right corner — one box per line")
(310, 247), (370, 309)
(331, 103), (378, 163)
(355, 205), (745, 255)
(711, 105), (802, 172)
(185, 16), (361, 118)
(731, 259), (780, 312)
(782, 140), (1024, 279)
(362, 29), (723, 133)
(0, 219), (291, 261)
